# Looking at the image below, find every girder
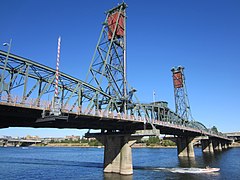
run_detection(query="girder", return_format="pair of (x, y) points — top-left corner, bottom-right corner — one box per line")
(0, 50), (114, 114)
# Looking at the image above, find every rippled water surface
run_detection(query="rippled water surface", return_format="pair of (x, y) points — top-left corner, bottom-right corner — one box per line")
(0, 147), (239, 179)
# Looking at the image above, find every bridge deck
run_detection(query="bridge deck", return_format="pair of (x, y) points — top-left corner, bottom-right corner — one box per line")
(0, 103), (230, 141)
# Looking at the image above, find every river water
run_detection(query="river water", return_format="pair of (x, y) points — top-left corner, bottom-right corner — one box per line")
(0, 147), (239, 179)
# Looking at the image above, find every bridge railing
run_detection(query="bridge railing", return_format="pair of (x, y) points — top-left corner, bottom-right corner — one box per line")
(0, 94), (51, 110)
(0, 93), (229, 139)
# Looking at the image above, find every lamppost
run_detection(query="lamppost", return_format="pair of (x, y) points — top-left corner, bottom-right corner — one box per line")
(0, 39), (12, 100)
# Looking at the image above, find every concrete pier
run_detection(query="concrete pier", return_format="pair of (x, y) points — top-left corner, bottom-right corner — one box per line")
(213, 140), (223, 151)
(218, 142), (222, 151)
(213, 140), (218, 151)
(120, 137), (136, 175)
(201, 139), (214, 153)
(177, 136), (195, 157)
(222, 142), (229, 150)
(87, 133), (138, 175)
(209, 140), (214, 153)
(201, 139), (209, 152)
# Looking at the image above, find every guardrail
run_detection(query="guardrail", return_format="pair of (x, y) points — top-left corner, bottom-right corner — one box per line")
(0, 93), (229, 140)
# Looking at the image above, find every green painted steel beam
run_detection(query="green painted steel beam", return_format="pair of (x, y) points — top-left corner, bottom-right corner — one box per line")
(0, 50), (112, 98)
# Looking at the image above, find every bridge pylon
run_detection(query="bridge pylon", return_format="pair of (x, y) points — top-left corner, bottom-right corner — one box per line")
(171, 66), (193, 123)
(86, 3), (129, 114)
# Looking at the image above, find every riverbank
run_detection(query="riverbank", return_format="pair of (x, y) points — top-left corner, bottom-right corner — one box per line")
(229, 142), (240, 147)
(34, 143), (101, 148)
(33, 137), (177, 148)
(33, 142), (240, 148)
(33, 142), (176, 148)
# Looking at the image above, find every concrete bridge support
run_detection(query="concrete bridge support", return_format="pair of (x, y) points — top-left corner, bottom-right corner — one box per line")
(0, 141), (5, 147)
(201, 139), (209, 152)
(218, 142), (222, 151)
(222, 142), (226, 150)
(213, 140), (223, 151)
(177, 136), (195, 157)
(209, 140), (214, 153)
(87, 133), (137, 175)
(201, 139), (214, 153)
(222, 142), (229, 150)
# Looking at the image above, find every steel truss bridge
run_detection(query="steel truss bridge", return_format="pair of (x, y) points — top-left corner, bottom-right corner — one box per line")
(0, 3), (231, 175)
(0, 2), (229, 141)
(0, 50), (228, 140)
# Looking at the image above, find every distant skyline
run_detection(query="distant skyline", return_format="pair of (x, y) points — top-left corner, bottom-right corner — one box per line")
(0, 0), (240, 137)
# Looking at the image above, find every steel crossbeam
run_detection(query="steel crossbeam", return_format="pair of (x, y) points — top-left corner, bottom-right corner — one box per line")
(0, 50), (114, 114)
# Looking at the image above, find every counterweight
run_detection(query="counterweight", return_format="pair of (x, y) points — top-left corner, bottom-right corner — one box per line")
(171, 66), (193, 122)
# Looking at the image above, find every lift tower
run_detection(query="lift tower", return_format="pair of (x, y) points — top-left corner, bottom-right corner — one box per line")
(86, 3), (128, 114)
(171, 66), (193, 122)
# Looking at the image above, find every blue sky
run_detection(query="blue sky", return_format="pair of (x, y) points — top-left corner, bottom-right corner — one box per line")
(0, 0), (240, 137)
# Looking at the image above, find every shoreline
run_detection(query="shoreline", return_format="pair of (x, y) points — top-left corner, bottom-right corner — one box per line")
(3, 144), (240, 148)
(32, 143), (240, 148)
(33, 143), (177, 148)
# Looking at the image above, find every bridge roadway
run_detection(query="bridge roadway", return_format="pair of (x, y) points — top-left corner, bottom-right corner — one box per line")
(0, 101), (230, 140)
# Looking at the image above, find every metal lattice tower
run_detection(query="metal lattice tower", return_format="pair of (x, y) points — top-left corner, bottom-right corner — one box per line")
(86, 3), (128, 113)
(171, 66), (193, 122)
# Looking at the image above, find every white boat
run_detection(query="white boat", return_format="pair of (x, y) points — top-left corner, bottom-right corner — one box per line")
(200, 167), (220, 173)
(168, 167), (220, 174)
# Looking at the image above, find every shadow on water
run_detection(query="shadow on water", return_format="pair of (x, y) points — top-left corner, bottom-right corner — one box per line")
(0, 159), (103, 169)
(178, 150), (227, 168)
(202, 152), (216, 165)
(178, 157), (197, 167)
(202, 149), (229, 165)
(104, 173), (133, 180)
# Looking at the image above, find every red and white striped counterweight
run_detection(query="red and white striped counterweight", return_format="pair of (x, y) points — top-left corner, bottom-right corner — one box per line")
(55, 36), (61, 98)
(51, 36), (61, 116)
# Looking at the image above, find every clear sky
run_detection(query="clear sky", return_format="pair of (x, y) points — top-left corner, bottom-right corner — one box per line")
(0, 0), (240, 137)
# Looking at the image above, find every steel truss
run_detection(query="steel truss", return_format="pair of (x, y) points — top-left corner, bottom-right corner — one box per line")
(0, 50), (114, 115)
(171, 66), (193, 122)
(86, 3), (129, 112)
(0, 50), (207, 131)
(0, 3), (211, 133)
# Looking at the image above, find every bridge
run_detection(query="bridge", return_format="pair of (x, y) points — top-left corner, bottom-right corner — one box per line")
(225, 132), (240, 142)
(0, 3), (231, 175)
(0, 137), (41, 147)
